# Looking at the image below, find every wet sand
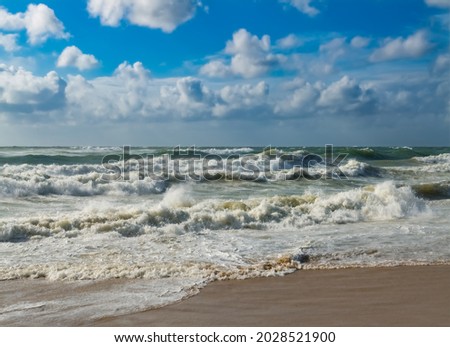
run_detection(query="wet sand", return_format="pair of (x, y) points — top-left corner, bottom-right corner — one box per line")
(94, 265), (450, 327)
(1, 265), (449, 327)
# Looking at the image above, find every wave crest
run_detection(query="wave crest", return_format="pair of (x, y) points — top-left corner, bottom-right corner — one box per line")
(0, 182), (428, 242)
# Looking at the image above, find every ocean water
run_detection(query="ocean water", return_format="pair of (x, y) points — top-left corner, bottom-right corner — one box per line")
(1, 146), (449, 325)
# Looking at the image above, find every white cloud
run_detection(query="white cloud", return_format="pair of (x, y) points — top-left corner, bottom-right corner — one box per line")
(159, 77), (269, 118)
(432, 53), (450, 75)
(275, 76), (377, 116)
(64, 61), (271, 120)
(24, 4), (69, 45)
(303, 37), (348, 75)
(269, 37), (348, 79)
(201, 29), (286, 79)
(224, 29), (271, 56)
(0, 7), (24, 30)
(0, 64), (66, 114)
(274, 80), (319, 115)
(317, 76), (373, 109)
(0, 33), (19, 52)
(115, 61), (151, 81)
(0, 4), (69, 45)
(351, 36), (370, 48)
(0, 59), (447, 136)
(319, 37), (347, 60)
(57, 46), (99, 71)
(425, 0), (450, 8)
(65, 62), (155, 120)
(370, 30), (432, 62)
(280, 0), (319, 16)
(212, 81), (269, 117)
(276, 34), (302, 49)
(199, 60), (231, 78)
(177, 77), (209, 104)
(87, 0), (201, 33)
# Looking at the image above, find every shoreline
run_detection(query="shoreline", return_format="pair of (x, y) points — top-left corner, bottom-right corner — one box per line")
(1, 265), (449, 327)
(93, 265), (450, 327)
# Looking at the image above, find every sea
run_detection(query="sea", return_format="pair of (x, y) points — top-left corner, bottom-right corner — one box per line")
(0, 146), (449, 325)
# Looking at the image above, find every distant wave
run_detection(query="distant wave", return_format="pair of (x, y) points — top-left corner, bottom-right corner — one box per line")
(338, 159), (383, 177)
(0, 157), (387, 198)
(202, 147), (255, 155)
(0, 175), (167, 197)
(411, 153), (450, 173)
(1, 148), (449, 198)
(413, 153), (450, 164)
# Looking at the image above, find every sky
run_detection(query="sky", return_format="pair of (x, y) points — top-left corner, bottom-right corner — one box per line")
(0, 0), (449, 146)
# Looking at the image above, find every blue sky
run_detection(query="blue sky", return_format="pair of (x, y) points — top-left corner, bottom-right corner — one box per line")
(0, 0), (449, 146)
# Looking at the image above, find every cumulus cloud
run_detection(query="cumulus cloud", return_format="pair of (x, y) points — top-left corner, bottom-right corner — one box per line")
(201, 29), (286, 79)
(199, 60), (231, 78)
(87, 0), (201, 33)
(57, 46), (99, 71)
(177, 77), (208, 104)
(370, 30), (432, 62)
(0, 4), (69, 45)
(280, 0), (319, 16)
(224, 29), (281, 78)
(275, 76), (377, 117)
(65, 62), (155, 120)
(425, 0), (450, 8)
(64, 61), (271, 120)
(0, 33), (19, 52)
(317, 76), (375, 111)
(160, 77), (270, 118)
(1, 58), (446, 131)
(432, 53), (450, 75)
(212, 81), (269, 117)
(115, 61), (151, 81)
(350, 36), (370, 48)
(0, 7), (24, 30)
(274, 80), (320, 115)
(320, 37), (347, 60)
(24, 4), (70, 44)
(62, 62), (179, 118)
(291, 37), (348, 76)
(96, 61), (154, 118)
(276, 34), (302, 49)
(0, 64), (66, 114)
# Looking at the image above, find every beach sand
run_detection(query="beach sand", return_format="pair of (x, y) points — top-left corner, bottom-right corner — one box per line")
(1, 265), (449, 327)
(95, 265), (450, 327)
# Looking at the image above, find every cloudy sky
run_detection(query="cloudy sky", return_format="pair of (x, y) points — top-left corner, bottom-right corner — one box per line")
(0, 0), (449, 146)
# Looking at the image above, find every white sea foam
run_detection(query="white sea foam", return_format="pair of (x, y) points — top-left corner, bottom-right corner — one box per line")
(0, 174), (167, 197)
(0, 181), (428, 243)
(337, 159), (382, 177)
(161, 185), (194, 208)
(410, 153), (450, 172)
(0, 157), (383, 199)
(414, 153), (450, 164)
(1, 182), (448, 326)
(203, 147), (254, 155)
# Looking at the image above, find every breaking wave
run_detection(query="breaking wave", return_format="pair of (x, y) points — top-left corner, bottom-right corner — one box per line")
(0, 163), (176, 197)
(411, 153), (450, 173)
(0, 182), (428, 242)
(412, 181), (450, 200)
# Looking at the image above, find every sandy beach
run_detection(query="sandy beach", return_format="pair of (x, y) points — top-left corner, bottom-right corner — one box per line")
(1, 265), (449, 327)
(92, 265), (450, 327)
